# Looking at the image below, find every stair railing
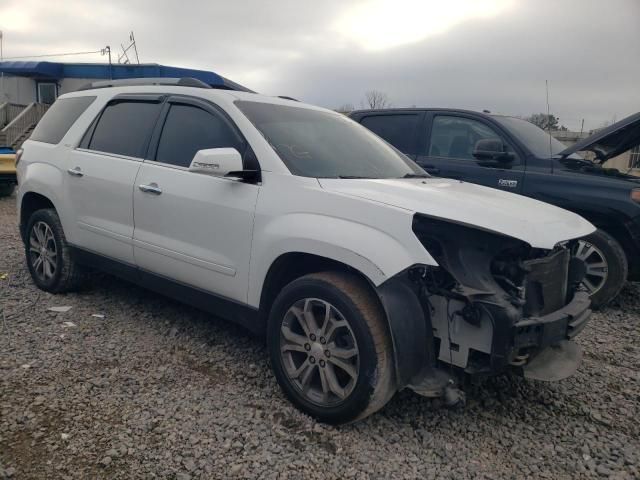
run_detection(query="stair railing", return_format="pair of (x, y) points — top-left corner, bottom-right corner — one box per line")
(0, 102), (29, 129)
(0, 103), (48, 148)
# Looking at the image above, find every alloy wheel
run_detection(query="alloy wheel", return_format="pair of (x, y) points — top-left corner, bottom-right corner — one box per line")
(280, 298), (360, 407)
(573, 239), (608, 295)
(29, 221), (57, 282)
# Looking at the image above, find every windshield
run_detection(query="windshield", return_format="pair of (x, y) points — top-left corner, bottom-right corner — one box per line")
(493, 116), (583, 159)
(235, 101), (426, 178)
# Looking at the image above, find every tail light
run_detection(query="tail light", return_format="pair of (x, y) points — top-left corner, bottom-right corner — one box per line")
(15, 148), (24, 167)
(632, 189), (640, 204)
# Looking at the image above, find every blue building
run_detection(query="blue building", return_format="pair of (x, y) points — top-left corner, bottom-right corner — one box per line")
(0, 61), (249, 104)
(0, 61), (250, 149)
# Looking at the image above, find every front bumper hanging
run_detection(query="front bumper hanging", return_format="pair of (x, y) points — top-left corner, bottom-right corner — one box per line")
(514, 290), (591, 350)
(513, 291), (591, 381)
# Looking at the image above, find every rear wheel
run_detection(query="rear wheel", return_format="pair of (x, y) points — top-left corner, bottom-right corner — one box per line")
(25, 208), (87, 293)
(268, 272), (395, 424)
(0, 183), (15, 197)
(572, 229), (627, 309)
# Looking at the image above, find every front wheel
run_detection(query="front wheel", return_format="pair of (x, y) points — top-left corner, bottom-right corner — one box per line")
(267, 272), (395, 424)
(572, 229), (627, 309)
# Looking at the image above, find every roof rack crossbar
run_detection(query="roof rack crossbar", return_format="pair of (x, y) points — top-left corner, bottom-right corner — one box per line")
(77, 77), (213, 91)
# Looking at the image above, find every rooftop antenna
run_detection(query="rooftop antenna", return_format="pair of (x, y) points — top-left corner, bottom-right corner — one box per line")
(131, 32), (139, 64)
(546, 80), (554, 171)
(118, 31), (140, 64)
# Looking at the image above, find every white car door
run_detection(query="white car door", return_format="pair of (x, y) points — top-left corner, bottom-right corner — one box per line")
(65, 96), (163, 264)
(132, 97), (260, 303)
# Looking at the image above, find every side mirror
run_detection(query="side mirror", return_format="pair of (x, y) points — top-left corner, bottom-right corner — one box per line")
(472, 138), (515, 163)
(189, 148), (244, 178)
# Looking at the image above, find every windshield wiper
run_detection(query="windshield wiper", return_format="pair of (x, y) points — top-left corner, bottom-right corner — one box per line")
(402, 173), (430, 178)
(337, 175), (369, 179)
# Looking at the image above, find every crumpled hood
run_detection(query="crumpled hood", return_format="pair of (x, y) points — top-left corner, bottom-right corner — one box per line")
(318, 177), (595, 249)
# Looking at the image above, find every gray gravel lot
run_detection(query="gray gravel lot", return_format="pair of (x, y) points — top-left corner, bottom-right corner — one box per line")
(1, 193), (639, 479)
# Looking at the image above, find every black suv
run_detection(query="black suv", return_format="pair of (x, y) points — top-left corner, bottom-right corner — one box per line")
(350, 108), (640, 307)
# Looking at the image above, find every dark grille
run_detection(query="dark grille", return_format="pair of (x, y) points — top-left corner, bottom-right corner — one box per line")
(523, 249), (570, 317)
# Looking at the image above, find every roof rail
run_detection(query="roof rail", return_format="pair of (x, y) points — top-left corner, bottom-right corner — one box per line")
(77, 77), (213, 91)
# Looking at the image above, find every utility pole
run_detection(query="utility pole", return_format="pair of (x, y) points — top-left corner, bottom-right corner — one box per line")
(101, 45), (112, 79)
(1, 30), (4, 102)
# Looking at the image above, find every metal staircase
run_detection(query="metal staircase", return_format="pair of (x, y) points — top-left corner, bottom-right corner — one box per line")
(0, 102), (49, 149)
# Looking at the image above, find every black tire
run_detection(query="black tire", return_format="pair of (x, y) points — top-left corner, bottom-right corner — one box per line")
(575, 229), (627, 309)
(267, 271), (395, 424)
(0, 183), (15, 197)
(24, 208), (87, 293)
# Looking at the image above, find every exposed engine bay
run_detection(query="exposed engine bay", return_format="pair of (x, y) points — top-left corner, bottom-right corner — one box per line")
(408, 214), (592, 387)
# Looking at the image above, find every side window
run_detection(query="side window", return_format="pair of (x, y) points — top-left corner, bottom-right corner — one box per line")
(30, 96), (96, 144)
(155, 104), (242, 168)
(429, 116), (512, 160)
(88, 101), (161, 158)
(360, 114), (420, 155)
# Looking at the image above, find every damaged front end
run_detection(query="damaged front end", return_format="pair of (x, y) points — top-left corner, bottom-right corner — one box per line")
(405, 214), (591, 388)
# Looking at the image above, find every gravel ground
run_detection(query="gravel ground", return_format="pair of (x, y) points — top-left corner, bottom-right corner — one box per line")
(1, 193), (639, 480)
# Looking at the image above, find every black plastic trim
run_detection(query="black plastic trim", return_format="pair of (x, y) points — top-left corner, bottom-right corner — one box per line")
(514, 291), (591, 348)
(69, 246), (263, 335)
(376, 269), (433, 388)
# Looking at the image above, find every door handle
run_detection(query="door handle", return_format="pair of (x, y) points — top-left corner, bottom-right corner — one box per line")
(138, 183), (162, 195)
(67, 167), (83, 177)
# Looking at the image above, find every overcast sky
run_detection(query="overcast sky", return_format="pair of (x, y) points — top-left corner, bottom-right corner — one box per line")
(1, 0), (638, 130)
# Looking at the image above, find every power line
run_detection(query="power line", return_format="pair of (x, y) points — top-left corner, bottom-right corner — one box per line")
(1, 50), (103, 60)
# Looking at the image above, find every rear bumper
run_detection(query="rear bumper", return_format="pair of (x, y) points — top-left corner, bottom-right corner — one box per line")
(0, 173), (17, 184)
(0, 154), (17, 182)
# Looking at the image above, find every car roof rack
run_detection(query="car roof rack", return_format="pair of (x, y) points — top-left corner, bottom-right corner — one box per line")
(78, 77), (215, 91)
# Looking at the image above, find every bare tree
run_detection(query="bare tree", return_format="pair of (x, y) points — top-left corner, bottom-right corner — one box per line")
(363, 90), (391, 109)
(335, 103), (355, 114)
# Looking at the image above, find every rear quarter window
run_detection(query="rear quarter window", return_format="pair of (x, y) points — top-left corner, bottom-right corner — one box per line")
(30, 96), (96, 144)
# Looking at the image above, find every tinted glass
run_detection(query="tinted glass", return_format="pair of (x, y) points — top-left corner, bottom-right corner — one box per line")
(236, 101), (425, 179)
(30, 96), (96, 144)
(156, 104), (242, 168)
(360, 114), (420, 154)
(494, 115), (582, 159)
(429, 116), (512, 160)
(89, 101), (161, 157)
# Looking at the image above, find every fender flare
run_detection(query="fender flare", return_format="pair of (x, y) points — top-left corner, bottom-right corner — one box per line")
(375, 269), (434, 388)
(19, 163), (68, 236)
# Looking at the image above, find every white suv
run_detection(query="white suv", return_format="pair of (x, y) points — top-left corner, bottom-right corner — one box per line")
(16, 78), (594, 423)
